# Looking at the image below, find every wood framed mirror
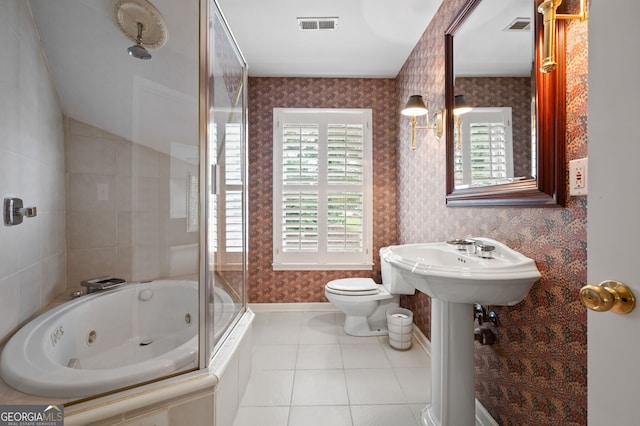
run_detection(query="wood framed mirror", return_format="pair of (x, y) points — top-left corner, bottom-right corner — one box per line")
(445, 0), (566, 207)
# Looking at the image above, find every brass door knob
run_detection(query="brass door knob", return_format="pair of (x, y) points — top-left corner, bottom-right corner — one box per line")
(579, 280), (636, 314)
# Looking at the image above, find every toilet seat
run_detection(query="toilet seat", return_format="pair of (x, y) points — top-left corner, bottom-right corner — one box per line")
(326, 278), (380, 296)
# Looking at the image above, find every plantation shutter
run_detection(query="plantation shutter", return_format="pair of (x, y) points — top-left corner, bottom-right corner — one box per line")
(468, 121), (508, 184)
(225, 123), (243, 254)
(327, 123), (364, 253)
(210, 123), (244, 264)
(281, 122), (320, 253)
(273, 109), (372, 270)
(454, 108), (514, 188)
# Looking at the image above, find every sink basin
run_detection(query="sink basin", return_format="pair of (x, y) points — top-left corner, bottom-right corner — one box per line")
(382, 237), (541, 305)
(382, 238), (540, 425)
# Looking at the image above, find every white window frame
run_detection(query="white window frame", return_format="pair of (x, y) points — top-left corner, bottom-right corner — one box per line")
(209, 122), (244, 271)
(454, 107), (514, 188)
(273, 108), (373, 270)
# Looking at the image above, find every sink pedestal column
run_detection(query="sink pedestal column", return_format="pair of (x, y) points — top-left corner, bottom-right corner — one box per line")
(422, 299), (475, 426)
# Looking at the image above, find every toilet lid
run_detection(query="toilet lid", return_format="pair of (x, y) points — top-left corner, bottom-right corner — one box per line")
(326, 278), (380, 296)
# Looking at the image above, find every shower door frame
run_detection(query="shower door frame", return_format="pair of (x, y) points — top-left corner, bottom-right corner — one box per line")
(198, 0), (249, 369)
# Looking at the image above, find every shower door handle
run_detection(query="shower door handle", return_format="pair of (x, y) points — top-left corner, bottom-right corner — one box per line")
(211, 164), (222, 195)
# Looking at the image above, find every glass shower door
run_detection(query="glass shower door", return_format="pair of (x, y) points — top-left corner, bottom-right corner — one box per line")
(204, 0), (248, 361)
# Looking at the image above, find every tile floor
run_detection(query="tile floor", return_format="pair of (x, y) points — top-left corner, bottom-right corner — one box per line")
(233, 310), (432, 426)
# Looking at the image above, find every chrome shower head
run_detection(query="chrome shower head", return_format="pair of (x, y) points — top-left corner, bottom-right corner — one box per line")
(127, 22), (152, 60)
(114, 0), (167, 60)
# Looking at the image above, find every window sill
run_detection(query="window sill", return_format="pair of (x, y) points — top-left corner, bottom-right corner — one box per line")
(272, 263), (374, 271)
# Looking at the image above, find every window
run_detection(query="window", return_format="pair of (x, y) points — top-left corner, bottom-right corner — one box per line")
(273, 108), (373, 270)
(209, 122), (244, 268)
(454, 107), (514, 187)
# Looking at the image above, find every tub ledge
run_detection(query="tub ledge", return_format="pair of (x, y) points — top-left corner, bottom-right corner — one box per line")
(64, 369), (218, 426)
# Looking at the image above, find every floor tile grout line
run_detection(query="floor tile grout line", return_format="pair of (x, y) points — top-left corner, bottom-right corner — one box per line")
(240, 311), (429, 426)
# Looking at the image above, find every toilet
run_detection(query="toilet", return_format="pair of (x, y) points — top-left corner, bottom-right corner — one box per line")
(325, 247), (415, 336)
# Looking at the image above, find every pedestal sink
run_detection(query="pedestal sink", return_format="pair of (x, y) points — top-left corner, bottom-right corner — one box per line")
(381, 238), (541, 426)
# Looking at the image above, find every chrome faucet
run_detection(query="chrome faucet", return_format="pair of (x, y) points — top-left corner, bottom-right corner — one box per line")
(447, 238), (495, 258)
(446, 239), (476, 253)
(473, 240), (495, 259)
(80, 276), (126, 294)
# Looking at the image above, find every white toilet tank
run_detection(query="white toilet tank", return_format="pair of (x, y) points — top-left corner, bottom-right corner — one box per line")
(380, 247), (415, 295)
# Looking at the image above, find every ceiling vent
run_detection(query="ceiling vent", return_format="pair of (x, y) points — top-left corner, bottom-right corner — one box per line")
(297, 17), (339, 31)
(503, 17), (531, 32)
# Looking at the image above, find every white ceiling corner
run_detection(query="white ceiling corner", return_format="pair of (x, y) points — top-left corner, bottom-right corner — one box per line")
(217, 0), (444, 78)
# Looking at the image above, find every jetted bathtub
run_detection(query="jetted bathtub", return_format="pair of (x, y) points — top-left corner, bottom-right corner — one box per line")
(1, 280), (233, 398)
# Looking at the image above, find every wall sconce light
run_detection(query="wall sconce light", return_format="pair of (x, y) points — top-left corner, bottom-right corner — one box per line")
(401, 95), (443, 150)
(453, 94), (471, 150)
(537, 0), (588, 73)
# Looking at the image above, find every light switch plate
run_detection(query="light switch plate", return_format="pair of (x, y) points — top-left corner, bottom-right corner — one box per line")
(569, 158), (588, 196)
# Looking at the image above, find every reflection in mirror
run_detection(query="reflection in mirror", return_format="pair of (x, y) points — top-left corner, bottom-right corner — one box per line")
(454, 107), (518, 187)
(445, 0), (566, 207)
(453, 0), (534, 189)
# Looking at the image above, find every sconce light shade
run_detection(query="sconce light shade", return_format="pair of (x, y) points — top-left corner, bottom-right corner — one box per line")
(401, 94), (442, 150)
(453, 95), (471, 151)
(453, 95), (472, 116)
(401, 95), (429, 117)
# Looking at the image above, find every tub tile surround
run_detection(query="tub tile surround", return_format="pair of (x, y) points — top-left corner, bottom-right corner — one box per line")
(0, 0), (66, 344)
(395, 0), (588, 424)
(65, 118), (198, 288)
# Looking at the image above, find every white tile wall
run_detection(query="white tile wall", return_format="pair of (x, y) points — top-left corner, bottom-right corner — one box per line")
(0, 0), (198, 344)
(122, 410), (169, 426)
(168, 393), (215, 425)
(65, 118), (198, 287)
(0, 0), (66, 343)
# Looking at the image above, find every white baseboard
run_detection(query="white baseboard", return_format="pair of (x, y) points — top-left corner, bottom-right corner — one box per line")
(411, 324), (431, 357)
(249, 302), (339, 313)
(475, 399), (500, 426)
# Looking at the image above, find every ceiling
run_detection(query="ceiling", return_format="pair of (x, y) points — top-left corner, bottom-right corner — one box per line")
(29, 0), (200, 151)
(454, 0), (533, 77)
(27, 0), (442, 151)
(217, 0), (443, 78)
(26, 0), (530, 154)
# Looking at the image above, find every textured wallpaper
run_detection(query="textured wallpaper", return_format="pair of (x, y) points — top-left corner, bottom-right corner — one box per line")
(246, 0), (588, 423)
(396, 0), (588, 424)
(247, 78), (398, 303)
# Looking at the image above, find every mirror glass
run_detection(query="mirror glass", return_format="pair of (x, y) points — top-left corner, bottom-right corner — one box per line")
(445, 0), (566, 207)
(453, 0), (534, 189)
